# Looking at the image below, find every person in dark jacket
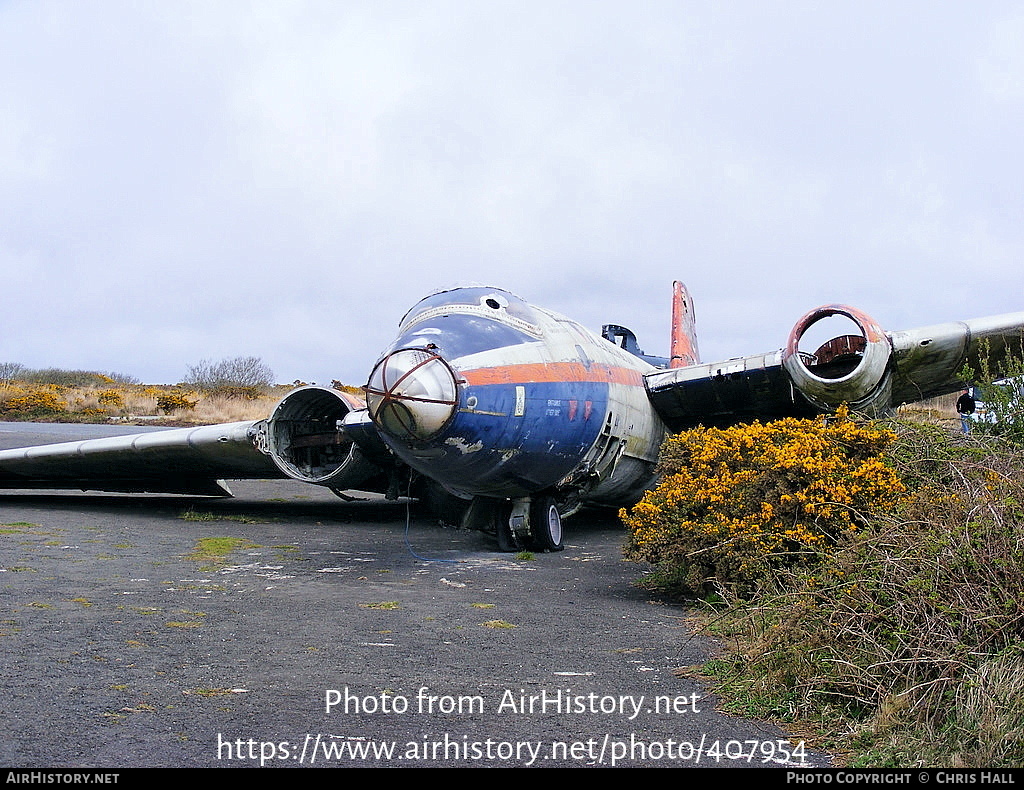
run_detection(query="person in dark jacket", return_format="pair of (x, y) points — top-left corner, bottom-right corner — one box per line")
(956, 389), (976, 434)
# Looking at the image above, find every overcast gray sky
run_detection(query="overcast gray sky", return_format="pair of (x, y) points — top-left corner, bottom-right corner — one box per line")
(2, 1), (1022, 386)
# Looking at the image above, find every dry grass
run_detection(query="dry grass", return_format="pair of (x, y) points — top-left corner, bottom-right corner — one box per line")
(896, 393), (961, 431)
(187, 392), (282, 424)
(0, 381), (294, 425)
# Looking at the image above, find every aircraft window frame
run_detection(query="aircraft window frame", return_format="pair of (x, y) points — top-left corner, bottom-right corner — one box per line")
(400, 297), (543, 339)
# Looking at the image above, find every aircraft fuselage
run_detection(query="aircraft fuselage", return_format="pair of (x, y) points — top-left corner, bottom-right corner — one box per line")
(365, 288), (665, 508)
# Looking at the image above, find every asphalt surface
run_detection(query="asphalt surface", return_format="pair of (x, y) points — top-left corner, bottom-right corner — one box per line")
(0, 422), (832, 769)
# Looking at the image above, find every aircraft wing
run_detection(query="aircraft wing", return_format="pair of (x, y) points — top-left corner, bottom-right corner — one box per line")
(645, 307), (1024, 432)
(0, 421), (283, 496)
(0, 386), (395, 497)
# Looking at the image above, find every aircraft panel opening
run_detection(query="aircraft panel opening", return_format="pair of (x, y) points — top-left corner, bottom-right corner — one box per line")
(267, 386), (363, 484)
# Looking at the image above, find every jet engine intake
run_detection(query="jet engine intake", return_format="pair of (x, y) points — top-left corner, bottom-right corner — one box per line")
(265, 386), (383, 488)
(782, 305), (893, 413)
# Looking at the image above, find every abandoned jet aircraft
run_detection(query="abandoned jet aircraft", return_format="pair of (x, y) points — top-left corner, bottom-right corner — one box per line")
(1, 284), (1022, 551)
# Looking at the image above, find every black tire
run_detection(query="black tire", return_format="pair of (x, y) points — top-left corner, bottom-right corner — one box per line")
(495, 507), (519, 552)
(470, 498), (519, 552)
(530, 496), (564, 552)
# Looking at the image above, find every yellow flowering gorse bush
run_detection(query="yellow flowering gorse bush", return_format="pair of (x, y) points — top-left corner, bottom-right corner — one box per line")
(622, 408), (905, 596)
(97, 389), (125, 409)
(156, 390), (199, 413)
(0, 386), (67, 417)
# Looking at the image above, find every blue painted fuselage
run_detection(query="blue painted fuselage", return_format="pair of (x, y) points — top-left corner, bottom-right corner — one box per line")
(367, 288), (666, 503)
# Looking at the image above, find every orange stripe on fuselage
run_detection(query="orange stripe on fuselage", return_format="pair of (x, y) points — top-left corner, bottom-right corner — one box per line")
(460, 362), (645, 387)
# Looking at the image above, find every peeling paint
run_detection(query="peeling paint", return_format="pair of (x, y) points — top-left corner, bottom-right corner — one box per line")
(445, 437), (484, 454)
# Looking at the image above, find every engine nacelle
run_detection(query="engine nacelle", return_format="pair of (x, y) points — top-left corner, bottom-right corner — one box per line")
(782, 305), (894, 414)
(265, 386), (385, 489)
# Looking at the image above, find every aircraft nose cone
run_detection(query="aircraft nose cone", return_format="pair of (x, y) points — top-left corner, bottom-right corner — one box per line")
(365, 348), (459, 442)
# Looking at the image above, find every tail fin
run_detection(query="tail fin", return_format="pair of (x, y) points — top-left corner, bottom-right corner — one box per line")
(670, 281), (699, 368)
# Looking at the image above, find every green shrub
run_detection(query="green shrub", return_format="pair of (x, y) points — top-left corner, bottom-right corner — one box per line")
(963, 344), (1024, 445)
(205, 384), (265, 400)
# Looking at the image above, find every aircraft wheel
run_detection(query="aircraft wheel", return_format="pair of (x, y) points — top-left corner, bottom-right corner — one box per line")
(530, 496), (564, 552)
(464, 498), (520, 552)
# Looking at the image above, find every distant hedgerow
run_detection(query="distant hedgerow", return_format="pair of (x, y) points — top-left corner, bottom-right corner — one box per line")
(21, 368), (139, 387)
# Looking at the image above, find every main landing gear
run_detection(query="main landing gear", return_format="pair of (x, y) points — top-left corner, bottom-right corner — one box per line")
(464, 494), (565, 553)
(529, 496), (564, 552)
